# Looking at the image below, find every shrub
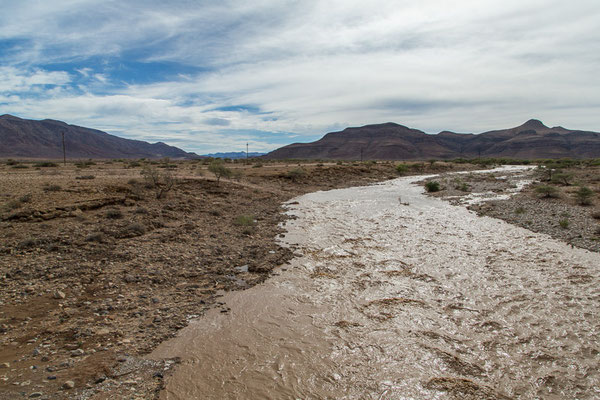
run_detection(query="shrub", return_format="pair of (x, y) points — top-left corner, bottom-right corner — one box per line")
(76, 175), (95, 180)
(208, 160), (232, 184)
(535, 185), (559, 198)
(43, 184), (62, 192)
(592, 211), (600, 220)
(285, 168), (306, 181)
(234, 215), (255, 226)
(252, 163), (263, 168)
(75, 160), (95, 168)
(575, 186), (594, 205)
(5, 199), (22, 210)
(19, 194), (32, 203)
(396, 163), (409, 175)
(118, 223), (146, 238)
(85, 232), (105, 243)
(141, 165), (175, 198)
(231, 170), (244, 182)
(425, 181), (440, 192)
(552, 172), (574, 186)
(35, 162), (58, 168)
(457, 182), (470, 192)
(105, 209), (123, 219)
(515, 207), (525, 214)
(559, 219), (569, 229)
(12, 164), (29, 169)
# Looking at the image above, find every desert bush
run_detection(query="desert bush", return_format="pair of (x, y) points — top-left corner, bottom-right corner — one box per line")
(425, 181), (440, 192)
(43, 184), (62, 192)
(396, 163), (409, 175)
(76, 175), (95, 180)
(12, 164), (29, 169)
(208, 160), (232, 184)
(127, 178), (139, 185)
(253, 163), (263, 168)
(75, 160), (95, 168)
(19, 194), (32, 203)
(535, 185), (559, 198)
(5, 159), (18, 165)
(552, 171), (574, 186)
(285, 168), (306, 181)
(85, 232), (105, 243)
(141, 165), (175, 198)
(35, 162), (58, 167)
(118, 223), (146, 238)
(5, 199), (22, 210)
(234, 215), (255, 226)
(105, 209), (123, 219)
(575, 186), (594, 205)
(127, 161), (142, 168)
(515, 207), (525, 214)
(134, 207), (148, 214)
(559, 218), (569, 229)
(231, 170), (244, 182)
(592, 211), (600, 220)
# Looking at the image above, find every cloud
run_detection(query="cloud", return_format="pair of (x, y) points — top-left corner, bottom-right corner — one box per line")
(0, 0), (599, 152)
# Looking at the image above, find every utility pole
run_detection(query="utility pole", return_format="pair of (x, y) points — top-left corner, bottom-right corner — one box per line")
(246, 142), (249, 164)
(61, 131), (66, 166)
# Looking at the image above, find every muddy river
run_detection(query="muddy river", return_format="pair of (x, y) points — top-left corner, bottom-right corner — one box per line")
(152, 170), (600, 399)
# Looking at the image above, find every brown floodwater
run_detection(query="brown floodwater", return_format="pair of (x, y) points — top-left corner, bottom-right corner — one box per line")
(151, 168), (600, 399)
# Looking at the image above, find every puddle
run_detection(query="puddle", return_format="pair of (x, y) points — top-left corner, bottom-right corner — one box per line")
(151, 170), (600, 399)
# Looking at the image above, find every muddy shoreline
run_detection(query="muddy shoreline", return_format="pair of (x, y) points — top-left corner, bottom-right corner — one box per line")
(421, 165), (600, 252)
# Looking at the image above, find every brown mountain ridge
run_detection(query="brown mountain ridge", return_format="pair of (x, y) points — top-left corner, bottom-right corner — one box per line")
(0, 114), (198, 159)
(265, 119), (600, 160)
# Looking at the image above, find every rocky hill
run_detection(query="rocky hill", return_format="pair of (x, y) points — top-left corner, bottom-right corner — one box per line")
(265, 119), (600, 160)
(0, 114), (198, 159)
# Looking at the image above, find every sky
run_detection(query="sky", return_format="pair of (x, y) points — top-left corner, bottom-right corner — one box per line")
(0, 0), (599, 154)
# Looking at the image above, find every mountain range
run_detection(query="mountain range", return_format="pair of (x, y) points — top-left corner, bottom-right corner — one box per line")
(0, 114), (198, 159)
(265, 119), (600, 160)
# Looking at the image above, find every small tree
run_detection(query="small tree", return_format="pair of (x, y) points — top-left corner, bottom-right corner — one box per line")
(575, 186), (594, 205)
(141, 165), (175, 199)
(208, 160), (232, 184)
(535, 184), (559, 198)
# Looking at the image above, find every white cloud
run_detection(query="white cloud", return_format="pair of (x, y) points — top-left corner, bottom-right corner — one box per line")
(1, 0), (599, 152)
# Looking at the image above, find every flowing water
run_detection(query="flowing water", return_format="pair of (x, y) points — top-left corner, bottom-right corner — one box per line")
(151, 170), (600, 399)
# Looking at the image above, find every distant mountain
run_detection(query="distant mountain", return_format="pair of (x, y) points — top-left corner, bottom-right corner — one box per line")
(0, 115), (198, 159)
(203, 151), (266, 159)
(264, 119), (600, 160)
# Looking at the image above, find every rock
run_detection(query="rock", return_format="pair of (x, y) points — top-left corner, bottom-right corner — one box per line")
(53, 290), (66, 300)
(62, 380), (75, 389)
(29, 392), (43, 398)
(0, 362), (9, 368)
(47, 375), (57, 380)
(71, 349), (84, 356)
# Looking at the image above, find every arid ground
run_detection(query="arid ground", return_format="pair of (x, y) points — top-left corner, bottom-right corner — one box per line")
(0, 159), (598, 399)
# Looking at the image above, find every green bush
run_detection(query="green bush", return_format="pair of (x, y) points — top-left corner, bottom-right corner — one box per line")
(559, 219), (569, 229)
(575, 186), (594, 205)
(396, 163), (409, 175)
(535, 185), (559, 198)
(425, 181), (441, 192)
(208, 160), (232, 184)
